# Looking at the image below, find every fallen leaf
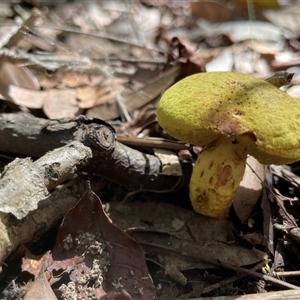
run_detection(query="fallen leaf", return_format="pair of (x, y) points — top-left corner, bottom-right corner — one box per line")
(0, 85), (45, 109)
(109, 202), (265, 271)
(0, 61), (40, 90)
(47, 183), (155, 299)
(264, 3), (300, 32)
(287, 84), (300, 100)
(168, 20), (284, 44)
(206, 48), (233, 72)
(240, 232), (263, 245)
(114, 104), (157, 137)
(60, 72), (93, 88)
(23, 261), (57, 300)
(43, 89), (83, 119)
(86, 66), (180, 120)
(244, 39), (283, 55)
(77, 84), (124, 109)
(190, 1), (235, 23)
(22, 250), (51, 278)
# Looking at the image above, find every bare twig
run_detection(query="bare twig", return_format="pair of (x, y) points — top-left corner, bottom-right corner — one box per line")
(116, 135), (191, 151)
(183, 289), (300, 300)
(140, 242), (300, 290)
(200, 261), (266, 295)
(273, 271), (300, 278)
(0, 48), (113, 75)
(5, 8), (42, 48)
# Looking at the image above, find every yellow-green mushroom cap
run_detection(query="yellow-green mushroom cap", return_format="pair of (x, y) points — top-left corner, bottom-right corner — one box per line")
(157, 71), (300, 165)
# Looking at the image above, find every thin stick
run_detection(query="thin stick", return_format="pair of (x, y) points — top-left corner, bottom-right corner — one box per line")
(140, 242), (300, 290)
(200, 261), (266, 295)
(116, 136), (191, 151)
(274, 271), (300, 278)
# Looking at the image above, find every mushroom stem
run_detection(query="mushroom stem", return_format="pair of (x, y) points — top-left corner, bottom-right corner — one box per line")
(190, 137), (248, 218)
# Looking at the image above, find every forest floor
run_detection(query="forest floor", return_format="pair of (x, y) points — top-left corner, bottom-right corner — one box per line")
(1, 1), (300, 299)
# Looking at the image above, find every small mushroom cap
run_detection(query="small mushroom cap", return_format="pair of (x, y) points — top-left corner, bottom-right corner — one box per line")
(157, 71), (300, 165)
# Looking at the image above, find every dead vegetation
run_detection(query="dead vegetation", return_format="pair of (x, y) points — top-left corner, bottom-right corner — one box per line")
(1, 0), (300, 299)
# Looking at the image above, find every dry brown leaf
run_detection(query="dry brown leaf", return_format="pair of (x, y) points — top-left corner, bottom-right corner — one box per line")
(190, 1), (235, 23)
(60, 72), (92, 88)
(86, 66), (180, 120)
(240, 232), (263, 245)
(264, 3), (300, 32)
(6, 8), (42, 49)
(0, 61), (39, 90)
(0, 61), (43, 108)
(43, 89), (82, 119)
(206, 48), (233, 72)
(114, 104), (156, 136)
(23, 261), (57, 300)
(244, 40), (283, 55)
(77, 84), (124, 109)
(287, 85), (300, 100)
(191, 0), (278, 24)
(109, 202), (264, 270)
(168, 20), (284, 44)
(0, 85), (45, 109)
(39, 72), (104, 90)
(22, 250), (51, 278)
(39, 76), (60, 89)
(47, 184), (155, 299)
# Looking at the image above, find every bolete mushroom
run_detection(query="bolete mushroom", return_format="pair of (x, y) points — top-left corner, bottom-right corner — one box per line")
(156, 71), (300, 218)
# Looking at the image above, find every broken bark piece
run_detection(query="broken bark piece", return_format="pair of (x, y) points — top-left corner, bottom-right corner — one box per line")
(0, 141), (92, 220)
(0, 142), (94, 264)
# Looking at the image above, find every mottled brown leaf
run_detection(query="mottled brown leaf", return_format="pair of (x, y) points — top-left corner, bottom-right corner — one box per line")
(47, 183), (155, 299)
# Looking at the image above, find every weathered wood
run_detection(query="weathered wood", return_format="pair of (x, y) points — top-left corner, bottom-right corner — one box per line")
(0, 142), (94, 264)
(0, 113), (115, 158)
(0, 113), (185, 191)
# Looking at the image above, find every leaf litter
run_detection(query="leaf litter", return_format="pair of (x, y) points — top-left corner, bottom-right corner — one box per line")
(1, 0), (300, 299)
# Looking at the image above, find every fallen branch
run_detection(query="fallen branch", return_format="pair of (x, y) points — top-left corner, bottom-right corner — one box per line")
(0, 113), (115, 158)
(0, 113), (184, 191)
